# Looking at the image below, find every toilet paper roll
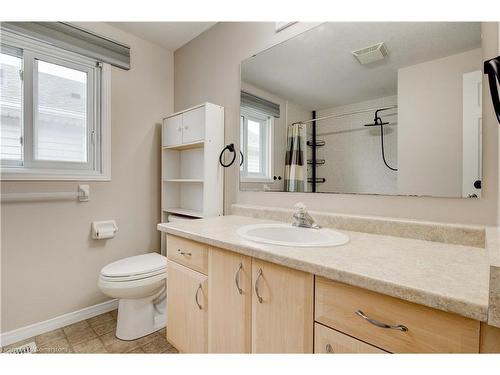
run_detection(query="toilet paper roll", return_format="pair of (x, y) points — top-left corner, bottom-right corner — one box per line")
(92, 220), (118, 239)
(95, 230), (115, 239)
(167, 214), (196, 223)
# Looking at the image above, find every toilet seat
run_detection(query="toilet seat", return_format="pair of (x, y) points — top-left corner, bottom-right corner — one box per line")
(100, 253), (167, 282)
(100, 268), (166, 282)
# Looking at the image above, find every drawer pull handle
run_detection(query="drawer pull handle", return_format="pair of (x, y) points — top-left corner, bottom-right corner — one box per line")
(235, 262), (243, 295)
(254, 268), (263, 303)
(195, 284), (202, 310)
(325, 343), (333, 353)
(177, 249), (192, 256)
(355, 310), (408, 332)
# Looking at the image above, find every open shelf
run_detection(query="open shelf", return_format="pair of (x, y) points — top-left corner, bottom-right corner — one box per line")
(162, 147), (204, 180)
(162, 141), (204, 151)
(163, 207), (204, 218)
(163, 179), (204, 183)
(162, 180), (203, 218)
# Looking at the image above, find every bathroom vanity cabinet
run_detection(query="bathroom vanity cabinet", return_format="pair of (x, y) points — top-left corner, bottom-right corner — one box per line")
(167, 236), (313, 353)
(165, 234), (499, 354)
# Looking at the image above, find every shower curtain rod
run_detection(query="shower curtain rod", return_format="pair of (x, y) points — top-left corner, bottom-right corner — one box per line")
(292, 105), (398, 125)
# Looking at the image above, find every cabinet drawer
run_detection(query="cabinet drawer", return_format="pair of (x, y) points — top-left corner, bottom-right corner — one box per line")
(315, 277), (480, 353)
(314, 323), (387, 354)
(167, 235), (208, 274)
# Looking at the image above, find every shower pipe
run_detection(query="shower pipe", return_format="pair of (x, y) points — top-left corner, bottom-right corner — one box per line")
(364, 107), (398, 171)
(292, 105), (398, 125)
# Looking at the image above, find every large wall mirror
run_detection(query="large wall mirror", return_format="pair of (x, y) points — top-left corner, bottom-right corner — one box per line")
(239, 22), (484, 198)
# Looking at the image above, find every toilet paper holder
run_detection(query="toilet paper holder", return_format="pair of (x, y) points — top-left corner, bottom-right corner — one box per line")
(92, 220), (118, 240)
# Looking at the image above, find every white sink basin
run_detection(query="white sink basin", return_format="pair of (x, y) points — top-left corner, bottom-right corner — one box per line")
(236, 223), (349, 247)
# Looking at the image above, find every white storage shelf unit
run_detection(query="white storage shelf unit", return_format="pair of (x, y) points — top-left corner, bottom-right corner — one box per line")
(161, 103), (224, 226)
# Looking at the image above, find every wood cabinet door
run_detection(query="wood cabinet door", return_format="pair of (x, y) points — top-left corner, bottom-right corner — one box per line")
(314, 323), (387, 354)
(167, 260), (208, 353)
(163, 114), (183, 146)
(182, 106), (205, 144)
(251, 259), (314, 353)
(480, 323), (500, 353)
(208, 247), (251, 353)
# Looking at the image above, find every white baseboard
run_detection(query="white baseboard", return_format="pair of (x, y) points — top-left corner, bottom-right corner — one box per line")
(0, 299), (118, 347)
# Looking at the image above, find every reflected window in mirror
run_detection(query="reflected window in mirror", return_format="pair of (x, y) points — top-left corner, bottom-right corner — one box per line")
(240, 108), (273, 182)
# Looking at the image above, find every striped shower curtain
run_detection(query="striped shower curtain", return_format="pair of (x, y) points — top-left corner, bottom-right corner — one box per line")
(284, 123), (305, 192)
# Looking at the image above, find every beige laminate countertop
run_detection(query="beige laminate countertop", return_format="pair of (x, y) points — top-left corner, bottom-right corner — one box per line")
(158, 215), (490, 322)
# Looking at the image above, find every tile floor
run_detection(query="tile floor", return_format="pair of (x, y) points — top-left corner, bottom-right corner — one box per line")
(2, 309), (178, 354)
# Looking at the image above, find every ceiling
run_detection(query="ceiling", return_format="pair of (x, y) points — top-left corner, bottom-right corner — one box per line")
(109, 22), (217, 51)
(241, 22), (482, 110)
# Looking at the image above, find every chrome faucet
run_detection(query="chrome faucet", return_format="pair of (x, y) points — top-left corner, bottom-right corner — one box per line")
(292, 203), (321, 229)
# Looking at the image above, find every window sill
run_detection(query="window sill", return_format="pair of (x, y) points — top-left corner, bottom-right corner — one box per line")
(0, 168), (111, 181)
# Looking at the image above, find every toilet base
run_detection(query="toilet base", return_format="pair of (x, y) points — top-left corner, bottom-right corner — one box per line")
(115, 290), (167, 340)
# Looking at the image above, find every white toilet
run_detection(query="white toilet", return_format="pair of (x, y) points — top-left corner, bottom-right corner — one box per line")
(98, 252), (167, 340)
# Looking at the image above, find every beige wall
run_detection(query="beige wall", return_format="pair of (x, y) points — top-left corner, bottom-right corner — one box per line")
(174, 22), (499, 225)
(398, 48), (482, 197)
(1, 22), (174, 332)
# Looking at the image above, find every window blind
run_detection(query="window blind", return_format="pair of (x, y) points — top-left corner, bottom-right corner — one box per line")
(1, 22), (131, 70)
(240, 91), (280, 118)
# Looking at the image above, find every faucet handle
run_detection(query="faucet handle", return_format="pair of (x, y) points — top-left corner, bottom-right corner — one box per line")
(294, 202), (307, 211)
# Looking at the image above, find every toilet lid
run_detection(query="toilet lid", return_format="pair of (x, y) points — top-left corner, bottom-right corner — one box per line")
(101, 253), (167, 278)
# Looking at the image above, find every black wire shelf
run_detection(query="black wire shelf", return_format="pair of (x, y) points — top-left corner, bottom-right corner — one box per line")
(307, 140), (325, 147)
(307, 159), (325, 165)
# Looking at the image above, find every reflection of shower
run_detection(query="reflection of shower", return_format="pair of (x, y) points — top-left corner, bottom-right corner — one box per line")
(364, 107), (398, 171)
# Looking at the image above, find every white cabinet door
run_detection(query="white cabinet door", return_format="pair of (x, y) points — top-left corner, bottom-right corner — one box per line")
(163, 114), (183, 147)
(182, 107), (205, 144)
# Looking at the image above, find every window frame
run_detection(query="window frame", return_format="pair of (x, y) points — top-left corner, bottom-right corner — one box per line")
(240, 107), (273, 182)
(0, 30), (111, 181)
(0, 45), (23, 168)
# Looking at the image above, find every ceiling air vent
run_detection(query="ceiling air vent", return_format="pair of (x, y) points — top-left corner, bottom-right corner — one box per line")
(352, 42), (388, 65)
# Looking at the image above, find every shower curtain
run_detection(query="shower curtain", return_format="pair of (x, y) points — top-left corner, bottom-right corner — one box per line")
(284, 123), (305, 192)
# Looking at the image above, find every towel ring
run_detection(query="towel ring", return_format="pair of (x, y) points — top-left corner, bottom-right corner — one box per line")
(219, 143), (244, 168)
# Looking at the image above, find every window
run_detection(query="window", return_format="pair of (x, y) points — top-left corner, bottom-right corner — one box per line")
(0, 49), (23, 164)
(240, 108), (273, 181)
(0, 31), (110, 180)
